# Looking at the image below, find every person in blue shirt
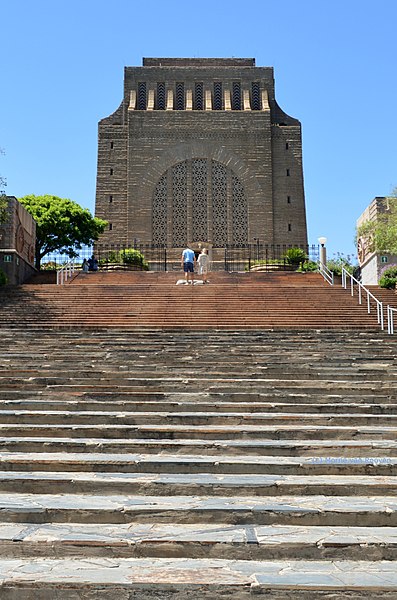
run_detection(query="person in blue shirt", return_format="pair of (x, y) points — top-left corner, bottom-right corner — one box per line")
(181, 245), (196, 284)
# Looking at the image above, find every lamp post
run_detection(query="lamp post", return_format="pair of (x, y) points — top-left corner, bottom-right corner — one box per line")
(318, 236), (327, 269)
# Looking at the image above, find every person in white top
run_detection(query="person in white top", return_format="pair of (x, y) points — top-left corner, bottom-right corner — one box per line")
(197, 248), (210, 284)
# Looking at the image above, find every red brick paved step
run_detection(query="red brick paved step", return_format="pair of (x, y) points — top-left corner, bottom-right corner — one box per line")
(0, 271), (386, 329)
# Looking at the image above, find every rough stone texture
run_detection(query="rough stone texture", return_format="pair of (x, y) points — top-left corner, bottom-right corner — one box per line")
(0, 196), (36, 284)
(95, 58), (307, 249)
(0, 324), (397, 597)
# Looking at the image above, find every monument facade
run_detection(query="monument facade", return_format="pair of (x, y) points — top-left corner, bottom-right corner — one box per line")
(95, 58), (307, 249)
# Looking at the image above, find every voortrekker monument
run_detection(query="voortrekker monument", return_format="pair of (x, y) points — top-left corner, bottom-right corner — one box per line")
(95, 58), (308, 250)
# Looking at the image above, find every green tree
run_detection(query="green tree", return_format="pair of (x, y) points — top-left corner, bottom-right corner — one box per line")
(357, 189), (397, 254)
(19, 195), (107, 269)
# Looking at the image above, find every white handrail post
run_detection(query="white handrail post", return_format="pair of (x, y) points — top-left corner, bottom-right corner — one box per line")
(380, 302), (384, 330)
(367, 293), (370, 314)
(350, 275), (354, 296)
(358, 285), (362, 305)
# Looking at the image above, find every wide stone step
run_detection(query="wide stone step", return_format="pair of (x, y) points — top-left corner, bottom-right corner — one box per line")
(0, 423), (395, 440)
(0, 492), (396, 526)
(1, 557), (397, 599)
(0, 522), (396, 561)
(1, 437), (396, 456)
(2, 399), (397, 414)
(1, 409), (396, 426)
(1, 452), (395, 475)
(3, 390), (397, 405)
(1, 470), (396, 496)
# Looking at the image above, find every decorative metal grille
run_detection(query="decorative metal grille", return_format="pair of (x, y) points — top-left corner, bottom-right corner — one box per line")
(172, 161), (187, 246)
(152, 159), (247, 247)
(194, 82), (203, 110)
(152, 173), (168, 244)
(156, 82), (166, 110)
(232, 175), (248, 243)
(192, 159), (208, 241)
(213, 82), (223, 110)
(232, 82), (241, 110)
(175, 82), (185, 110)
(251, 82), (261, 110)
(212, 160), (228, 245)
(137, 82), (147, 110)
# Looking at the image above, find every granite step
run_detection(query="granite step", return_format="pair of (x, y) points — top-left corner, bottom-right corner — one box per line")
(0, 492), (396, 526)
(0, 423), (395, 440)
(1, 437), (396, 457)
(0, 470), (396, 496)
(0, 452), (394, 475)
(0, 522), (396, 561)
(0, 409), (396, 427)
(2, 399), (397, 414)
(2, 390), (397, 404)
(1, 557), (397, 599)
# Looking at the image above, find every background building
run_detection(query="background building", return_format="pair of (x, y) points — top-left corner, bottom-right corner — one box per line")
(357, 196), (397, 284)
(95, 57), (307, 251)
(0, 196), (36, 284)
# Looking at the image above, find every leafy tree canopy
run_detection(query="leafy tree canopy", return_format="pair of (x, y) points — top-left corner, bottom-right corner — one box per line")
(357, 188), (397, 255)
(19, 194), (107, 269)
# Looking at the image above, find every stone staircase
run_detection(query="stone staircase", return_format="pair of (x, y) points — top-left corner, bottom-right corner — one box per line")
(1, 272), (397, 597)
(0, 271), (390, 329)
(0, 323), (397, 598)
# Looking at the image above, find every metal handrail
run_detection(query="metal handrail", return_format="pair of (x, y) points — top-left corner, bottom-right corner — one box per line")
(318, 262), (334, 285)
(387, 306), (397, 335)
(341, 267), (384, 330)
(56, 260), (75, 285)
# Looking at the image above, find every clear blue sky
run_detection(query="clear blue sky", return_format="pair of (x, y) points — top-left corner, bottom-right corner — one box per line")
(2, 0), (396, 260)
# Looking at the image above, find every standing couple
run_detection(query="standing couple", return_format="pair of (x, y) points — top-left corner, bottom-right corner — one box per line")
(181, 245), (210, 284)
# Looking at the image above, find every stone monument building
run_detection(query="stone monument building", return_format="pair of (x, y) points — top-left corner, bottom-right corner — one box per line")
(95, 58), (307, 250)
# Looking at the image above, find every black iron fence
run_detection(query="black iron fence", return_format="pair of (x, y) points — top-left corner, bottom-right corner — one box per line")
(42, 243), (319, 273)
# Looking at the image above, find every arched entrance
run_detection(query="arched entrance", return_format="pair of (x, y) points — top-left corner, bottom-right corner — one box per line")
(152, 158), (248, 247)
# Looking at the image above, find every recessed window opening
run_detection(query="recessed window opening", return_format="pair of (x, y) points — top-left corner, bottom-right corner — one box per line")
(251, 82), (261, 110)
(137, 82), (147, 110)
(194, 82), (203, 110)
(156, 82), (166, 110)
(232, 82), (241, 110)
(175, 82), (185, 110)
(213, 82), (223, 110)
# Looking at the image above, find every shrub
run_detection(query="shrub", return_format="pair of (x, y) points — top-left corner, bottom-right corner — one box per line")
(283, 247), (308, 266)
(101, 248), (149, 270)
(327, 255), (356, 276)
(39, 261), (59, 271)
(0, 268), (7, 285)
(379, 265), (397, 289)
(297, 260), (318, 272)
